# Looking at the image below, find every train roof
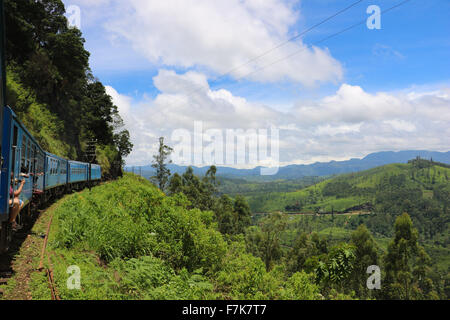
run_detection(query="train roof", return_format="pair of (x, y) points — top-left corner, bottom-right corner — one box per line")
(45, 151), (68, 161)
(68, 160), (89, 166)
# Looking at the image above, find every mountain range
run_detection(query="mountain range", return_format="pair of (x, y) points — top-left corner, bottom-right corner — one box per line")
(125, 150), (450, 180)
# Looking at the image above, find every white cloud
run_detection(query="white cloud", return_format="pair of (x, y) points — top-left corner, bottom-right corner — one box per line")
(372, 44), (405, 60)
(383, 120), (416, 132)
(70, 0), (343, 85)
(107, 70), (450, 167)
(292, 84), (411, 125)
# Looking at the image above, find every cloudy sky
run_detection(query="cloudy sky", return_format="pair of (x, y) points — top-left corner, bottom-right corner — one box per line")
(63, 0), (450, 167)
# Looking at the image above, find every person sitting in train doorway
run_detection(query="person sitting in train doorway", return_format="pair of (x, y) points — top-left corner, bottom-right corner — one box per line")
(9, 173), (28, 231)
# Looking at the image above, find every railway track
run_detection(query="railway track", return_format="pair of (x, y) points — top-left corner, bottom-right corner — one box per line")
(0, 270), (12, 295)
(0, 206), (54, 300)
(0, 231), (29, 298)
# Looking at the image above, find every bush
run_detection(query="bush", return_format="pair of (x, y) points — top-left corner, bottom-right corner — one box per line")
(111, 256), (215, 300)
(54, 174), (227, 273)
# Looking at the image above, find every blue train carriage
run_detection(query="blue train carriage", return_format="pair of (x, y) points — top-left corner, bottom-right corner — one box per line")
(1, 107), (46, 250)
(90, 163), (101, 184)
(44, 152), (68, 198)
(68, 160), (88, 190)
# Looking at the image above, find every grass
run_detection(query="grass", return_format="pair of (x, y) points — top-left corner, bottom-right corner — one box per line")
(26, 174), (227, 300)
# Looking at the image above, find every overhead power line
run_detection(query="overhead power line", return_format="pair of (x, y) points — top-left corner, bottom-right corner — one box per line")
(212, 0), (366, 82)
(157, 0), (413, 114)
(163, 0), (367, 105)
(231, 0), (413, 82)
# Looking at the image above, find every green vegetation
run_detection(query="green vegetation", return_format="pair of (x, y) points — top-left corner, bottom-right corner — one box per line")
(227, 158), (449, 299)
(31, 174), (322, 299)
(30, 159), (448, 299)
(246, 159), (450, 215)
(5, 0), (133, 177)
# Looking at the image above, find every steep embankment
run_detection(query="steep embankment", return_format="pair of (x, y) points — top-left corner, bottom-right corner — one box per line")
(5, 0), (132, 176)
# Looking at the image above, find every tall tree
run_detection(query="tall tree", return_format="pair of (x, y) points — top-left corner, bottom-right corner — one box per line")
(151, 137), (173, 191)
(246, 212), (287, 271)
(383, 213), (436, 299)
(349, 224), (379, 298)
(233, 195), (252, 234)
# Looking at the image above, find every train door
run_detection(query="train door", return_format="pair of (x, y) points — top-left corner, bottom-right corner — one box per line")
(57, 159), (61, 186)
(31, 144), (36, 190)
(27, 139), (31, 176)
(20, 135), (27, 175)
(45, 156), (49, 188)
(20, 135), (29, 202)
(9, 125), (18, 204)
(37, 151), (44, 192)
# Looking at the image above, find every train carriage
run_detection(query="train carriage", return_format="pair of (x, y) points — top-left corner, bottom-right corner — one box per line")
(90, 164), (102, 181)
(68, 160), (88, 185)
(1, 107), (47, 250)
(1, 106), (103, 253)
(45, 152), (68, 191)
(1, 107), (46, 215)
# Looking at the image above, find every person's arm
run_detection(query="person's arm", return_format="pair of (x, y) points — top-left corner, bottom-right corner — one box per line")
(14, 179), (26, 196)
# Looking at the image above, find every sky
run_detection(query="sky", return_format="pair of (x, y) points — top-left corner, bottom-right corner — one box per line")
(62, 0), (450, 167)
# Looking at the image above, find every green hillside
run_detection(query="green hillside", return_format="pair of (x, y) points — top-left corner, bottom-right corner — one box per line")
(248, 159), (450, 214)
(248, 159), (450, 274)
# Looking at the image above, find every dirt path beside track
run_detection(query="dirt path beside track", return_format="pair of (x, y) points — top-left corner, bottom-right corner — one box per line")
(0, 201), (60, 300)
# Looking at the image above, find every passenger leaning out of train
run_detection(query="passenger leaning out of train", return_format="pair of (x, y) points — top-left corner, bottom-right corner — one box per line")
(9, 173), (28, 231)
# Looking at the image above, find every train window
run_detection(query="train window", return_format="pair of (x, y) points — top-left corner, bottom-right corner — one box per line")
(21, 136), (27, 174)
(40, 154), (44, 174)
(11, 125), (18, 177)
(31, 145), (36, 175)
(27, 140), (32, 173)
(37, 152), (41, 175)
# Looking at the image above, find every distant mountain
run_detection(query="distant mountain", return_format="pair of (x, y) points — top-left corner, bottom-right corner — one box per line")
(125, 150), (450, 180)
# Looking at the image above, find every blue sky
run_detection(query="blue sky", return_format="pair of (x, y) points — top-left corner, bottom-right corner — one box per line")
(63, 0), (450, 166)
(74, 0), (450, 98)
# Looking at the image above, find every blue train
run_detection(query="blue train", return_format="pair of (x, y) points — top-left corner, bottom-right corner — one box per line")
(0, 106), (101, 252)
